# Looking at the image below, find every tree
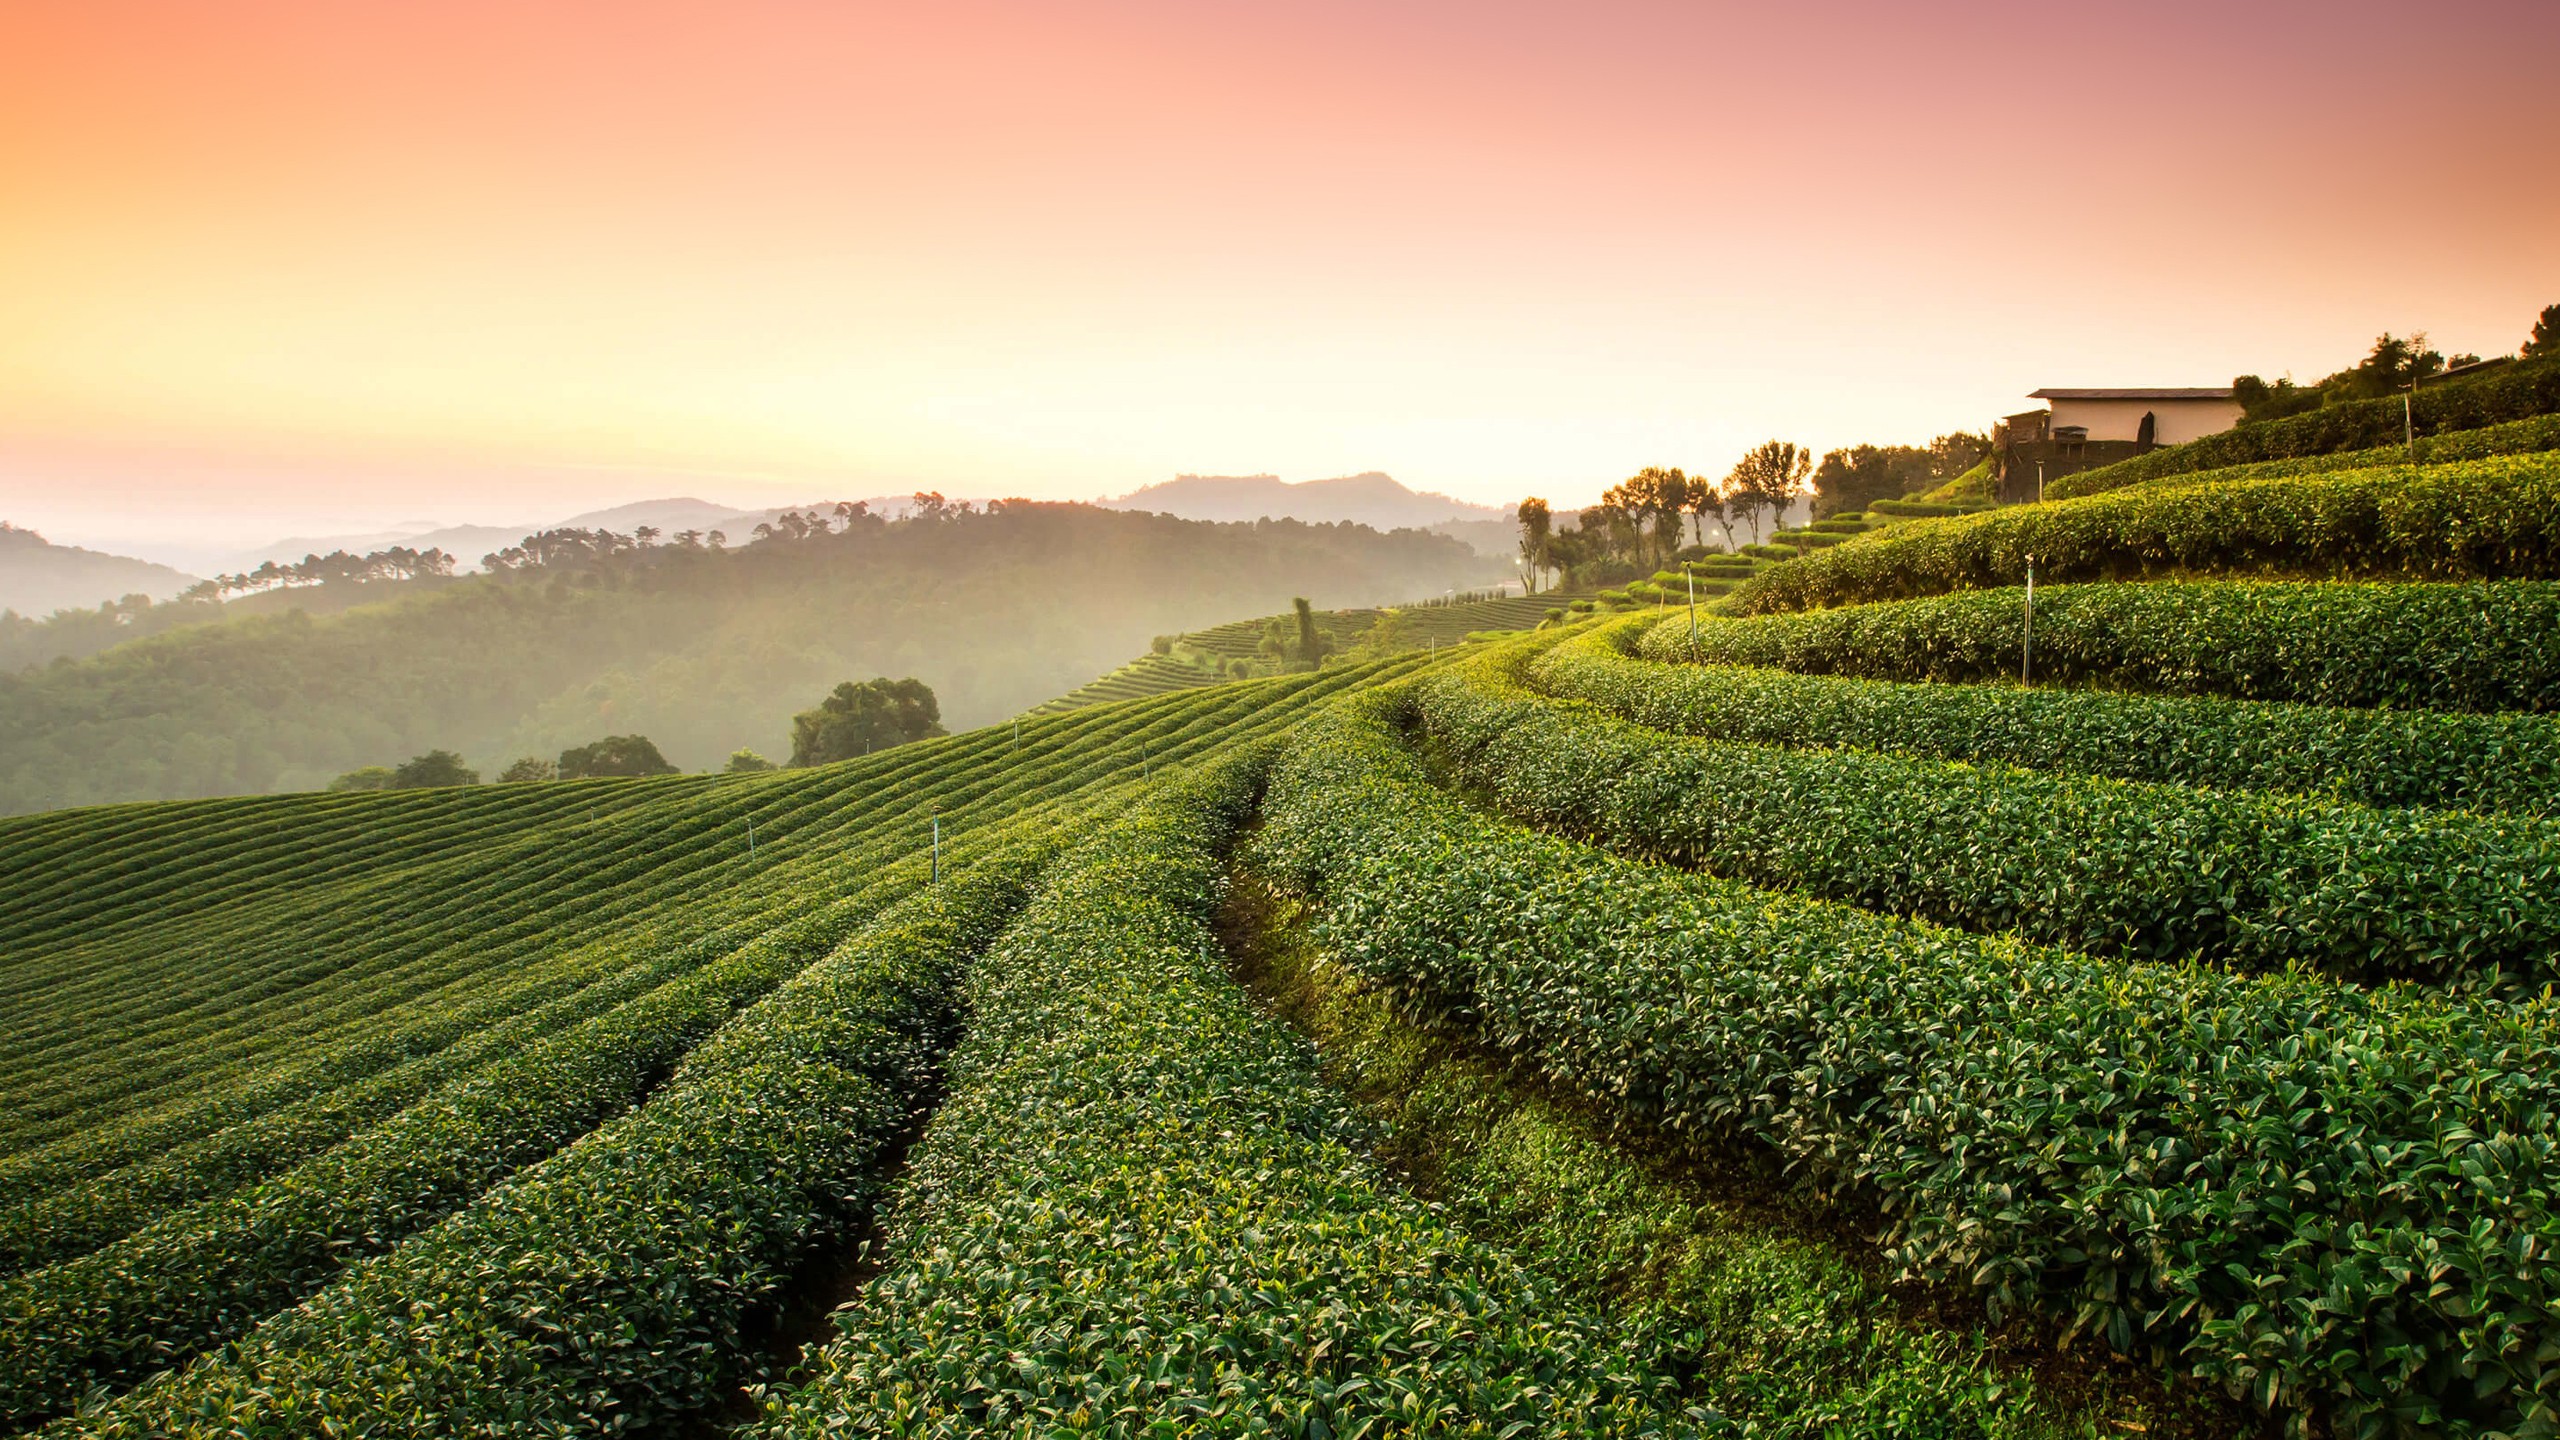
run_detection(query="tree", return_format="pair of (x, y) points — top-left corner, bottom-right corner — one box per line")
(497, 757), (557, 782)
(788, 678), (944, 767)
(2233, 374), (2320, 425)
(1292, 597), (1327, 668)
(1928, 431), (1992, 479)
(326, 765), (396, 792)
(1810, 445), (1934, 518)
(1515, 499), (1554, 592)
(391, 749), (479, 788)
(723, 748), (778, 773)
(2527, 304), (2560, 360)
(1603, 467), (1689, 563)
(558, 734), (679, 778)
(1725, 441), (1811, 543)
(1682, 478), (1731, 550)
(2324, 332), (2444, 402)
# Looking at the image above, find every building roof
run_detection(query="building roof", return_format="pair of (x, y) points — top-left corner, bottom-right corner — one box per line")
(2029, 387), (2236, 401)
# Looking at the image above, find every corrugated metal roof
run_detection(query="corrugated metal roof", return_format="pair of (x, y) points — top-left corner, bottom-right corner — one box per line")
(2029, 387), (2236, 400)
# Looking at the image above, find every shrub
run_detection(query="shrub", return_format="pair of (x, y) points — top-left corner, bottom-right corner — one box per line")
(1732, 453), (2560, 614)
(495, 756), (556, 782)
(1549, 618), (2560, 816)
(324, 766), (394, 792)
(1257, 693), (2560, 1438)
(1420, 646), (2560, 985)
(1650, 579), (2560, 713)
(2049, 411), (2560, 501)
(69, 850), (1046, 1439)
(722, 748), (777, 773)
(755, 762), (1692, 1437)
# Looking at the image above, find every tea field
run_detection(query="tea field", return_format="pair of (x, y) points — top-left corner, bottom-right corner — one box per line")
(6, 445), (2559, 1437)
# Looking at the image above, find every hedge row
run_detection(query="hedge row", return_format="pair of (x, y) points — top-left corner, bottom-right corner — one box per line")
(1223, 862), (2149, 1437)
(753, 761), (1703, 1438)
(2048, 412), (2560, 501)
(0, 937), (691, 1276)
(69, 844), (1046, 1439)
(1643, 579), (2560, 713)
(1732, 452), (2560, 613)
(0, 879), (908, 1428)
(1255, 692), (2560, 1437)
(2043, 357), (2560, 496)
(1546, 618), (2560, 816)
(1421, 646), (2560, 985)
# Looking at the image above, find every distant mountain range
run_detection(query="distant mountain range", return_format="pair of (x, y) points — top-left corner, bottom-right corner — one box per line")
(15, 473), (1516, 612)
(1104, 472), (1506, 529)
(0, 523), (200, 618)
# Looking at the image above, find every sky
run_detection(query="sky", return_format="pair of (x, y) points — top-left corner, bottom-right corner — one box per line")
(2, 0), (2555, 561)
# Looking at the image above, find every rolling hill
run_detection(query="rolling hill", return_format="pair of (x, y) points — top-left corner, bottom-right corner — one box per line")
(0, 502), (1498, 813)
(7, 443), (2560, 1437)
(1105, 470), (1506, 528)
(0, 523), (199, 617)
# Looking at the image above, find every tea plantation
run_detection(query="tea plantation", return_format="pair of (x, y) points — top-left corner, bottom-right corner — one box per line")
(6, 445), (2557, 1438)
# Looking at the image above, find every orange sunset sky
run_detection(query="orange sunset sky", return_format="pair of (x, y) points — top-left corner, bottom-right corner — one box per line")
(2, 0), (2555, 559)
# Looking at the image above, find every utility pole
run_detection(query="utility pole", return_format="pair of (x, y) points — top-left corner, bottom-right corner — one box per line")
(1686, 567), (1698, 642)
(930, 814), (940, 883)
(2406, 378), (2419, 464)
(746, 816), (755, 865)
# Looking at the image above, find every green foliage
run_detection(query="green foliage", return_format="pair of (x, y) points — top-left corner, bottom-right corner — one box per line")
(390, 749), (478, 788)
(557, 733), (677, 778)
(70, 848), (1047, 1438)
(1734, 452), (2560, 614)
(324, 765), (395, 792)
(722, 747), (777, 773)
(2527, 303), (2560, 360)
(787, 677), (944, 767)
(494, 755), (556, 782)
(0, 502), (1493, 814)
(1256, 691), (2560, 1438)
(1551, 616), (2560, 816)
(1811, 442), (1937, 518)
(0, 652), (1448, 1427)
(1228, 867), (2171, 1439)
(1419, 643), (2560, 985)
(755, 763), (1701, 1437)
(1667, 578), (2560, 712)
(2049, 411), (2560, 501)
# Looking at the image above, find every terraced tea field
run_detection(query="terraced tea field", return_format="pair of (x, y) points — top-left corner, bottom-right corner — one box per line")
(1030, 590), (1555, 712)
(9, 444), (2560, 1437)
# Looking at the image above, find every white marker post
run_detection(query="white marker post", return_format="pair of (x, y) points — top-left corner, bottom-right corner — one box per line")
(2021, 556), (2036, 685)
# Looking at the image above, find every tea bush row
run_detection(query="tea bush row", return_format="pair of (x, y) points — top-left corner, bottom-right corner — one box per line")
(1256, 692), (2560, 1438)
(1643, 580), (2560, 713)
(1421, 645), (2560, 985)
(69, 842), (1047, 1439)
(1733, 453), (2560, 614)
(1547, 618), (2560, 815)
(754, 761), (1705, 1438)
(2047, 412), (2560, 501)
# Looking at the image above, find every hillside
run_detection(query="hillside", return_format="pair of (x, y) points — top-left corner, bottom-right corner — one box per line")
(1105, 470), (1505, 528)
(0, 502), (1496, 813)
(7, 439), (2560, 1438)
(1029, 590), (1553, 713)
(0, 523), (199, 617)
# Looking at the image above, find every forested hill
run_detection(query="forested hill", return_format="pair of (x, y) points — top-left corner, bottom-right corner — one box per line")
(0, 502), (1493, 814)
(0, 522), (198, 616)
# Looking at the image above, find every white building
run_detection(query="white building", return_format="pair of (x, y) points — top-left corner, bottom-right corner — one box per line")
(2026, 387), (2242, 447)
